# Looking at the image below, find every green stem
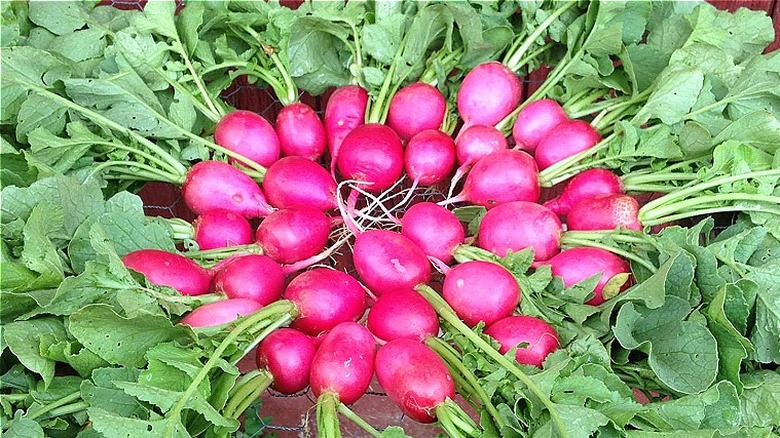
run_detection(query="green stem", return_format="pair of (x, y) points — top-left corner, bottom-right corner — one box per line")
(434, 405), (468, 438)
(27, 391), (81, 421)
(224, 370), (273, 420)
(562, 88), (608, 117)
(642, 205), (780, 228)
(316, 392), (342, 438)
(503, 1), (579, 72)
(173, 38), (223, 119)
(538, 132), (619, 186)
(510, 42), (554, 75)
(415, 285), (569, 438)
(183, 243), (264, 265)
(158, 217), (194, 241)
(85, 160), (183, 185)
(558, 236), (657, 273)
(337, 403), (381, 437)
(44, 401), (89, 419)
(621, 172), (699, 187)
(560, 230), (658, 247)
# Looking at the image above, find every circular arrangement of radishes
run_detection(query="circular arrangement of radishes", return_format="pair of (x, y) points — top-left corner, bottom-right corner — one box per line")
(122, 60), (700, 433)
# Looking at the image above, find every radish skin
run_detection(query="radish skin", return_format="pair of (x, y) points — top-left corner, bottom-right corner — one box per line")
(455, 124), (509, 166)
(484, 315), (559, 368)
(123, 249), (211, 296)
(457, 61), (522, 127)
(212, 255), (284, 306)
(262, 156), (338, 211)
(400, 202), (464, 265)
(337, 123), (404, 193)
(352, 229), (432, 297)
(255, 206), (331, 264)
(478, 201), (563, 261)
(512, 99), (568, 153)
(442, 260), (520, 327)
(192, 209), (254, 251)
(367, 289), (440, 343)
(543, 168), (624, 219)
(256, 328), (317, 394)
(214, 110), (280, 168)
(309, 322), (376, 405)
(180, 298), (263, 327)
(567, 193), (642, 231)
(534, 119), (601, 170)
(325, 85), (369, 173)
(387, 82), (446, 141)
(275, 102), (326, 161)
(182, 160), (274, 219)
(404, 129), (457, 187)
(545, 247), (632, 305)
(447, 149), (540, 208)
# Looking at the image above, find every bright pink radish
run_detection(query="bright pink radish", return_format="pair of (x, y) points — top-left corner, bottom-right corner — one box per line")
(457, 61), (522, 127)
(256, 328), (317, 394)
(337, 123), (404, 193)
(180, 298), (263, 327)
(182, 160), (274, 219)
(275, 102), (326, 160)
(543, 168), (624, 219)
(484, 315), (559, 368)
(262, 156), (338, 211)
(404, 129), (456, 186)
(534, 119), (601, 170)
(122, 249), (211, 296)
(353, 229), (431, 297)
(478, 201), (562, 261)
(446, 149), (539, 208)
(309, 321), (376, 405)
(284, 268), (366, 336)
(375, 339), (455, 423)
(255, 206), (331, 264)
(442, 260), (520, 327)
(214, 110), (280, 168)
(324, 85), (369, 171)
(455, 124), (508, 166)
(512, 99), (568, 152)
(567, 194), (642, 231)
(192, 209), (254, 250)
(401, 202), (464, 264)
(545, 247), (632, 305)
(387, 82), (446, 141)
(367, 289), (440, 343)
(212, 255), (284, 305)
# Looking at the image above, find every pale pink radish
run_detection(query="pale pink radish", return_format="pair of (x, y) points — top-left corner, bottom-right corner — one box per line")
(404, 129), (457, 187)
(534, 119), (601, 170)
(180, 298), (263, 327)
(512, 99), (568, 153)
(275, 102), (327, 160)
(192, 209), (254, 250)
(543, 168), (624, 219)
(400, 202), (464, 264)
(352, 229), (432, 297)
(442, 260), (520, 327)
(262, 156), (338, 211)
(255, 327), (318, 394)
(182, 160), (274, 219)
(255, 206), (331, 264)
(478, 201), (563, 261)
(337, 123), (404, 193)
(484, 315), (559, 367)
(544, 247), (632, 305)
(566, 194), (642, 231)
(324, 85), (369, 174)
(387, 82), (446, 141)
(367, 289), (440, 343)
(455, 124), (508, 166)
(457, 61), (522, 128)
(214, 110), (280, 168)
(211, 255), (284, 305)
(122, 249), (211, 296)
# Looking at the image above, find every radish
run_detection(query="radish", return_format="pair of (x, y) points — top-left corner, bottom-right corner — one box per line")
(534, 119), (601, 170)
(543, 168), (624, 219)
(255, 327), (317, 394)
(211, 255), (284, 306)
(262, 156), (338, 211)
(477, 201), (563, 261)
(179, 298), (263, 327)
(352, 229), (431, 297)
(387, 82), (446, 141)
(400, 202), (464, 265)
(484, 315), (560, 367)
(455, 124), (509, 166)
(544, 247), (632, 305)
(254, 206), (331, 264)
(182, 160), (274, 219)
(122, 249), (211, 296)
(310, 321), (375, 405)
(443, 149), (540, 209)
(566, 193), (642, 231)
(404, 129), (457, 187)
(192, 209), (254, 250)
(366, 289), (440, 343)
(442, 260), (520, 327)
(457, 61), (522, 128)
(214, 110), (280, 168)
(324, 85), (369, 174)
(336, 123), (404, 193)
(283, 268), (366, 336)
(275, 102), (326, 161)
(512, 99), (568, 153)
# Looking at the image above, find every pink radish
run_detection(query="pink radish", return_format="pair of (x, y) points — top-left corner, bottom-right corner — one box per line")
(445, 149), (539, 208)
(255, 327), (317, 394)
(544, 247), (632, 305)
(192, 209), (254, 250)
(182, 160), (274, 219)
(214, 110), (280, 168)
(404, 129), (457, 186)
(367, 289), (440, 343)
(375, 339), (455, 423)
(324, 85), (369, 173)
(512, 99), (568, 152)
(352, 229), (431, 297)
(400, 202), (464, 265)
(457, 61), (522, 128)
(212, 255), (284, 305)
(455, 124), (509, 166)
(283, 268), (366, 336)
(275, 102), (327, 160)
(262, 156), (338, 211)
(478, 201), (562, 261)
(534, 119), (601, 170)
(122, 249), (211, 296)
(180, 298), (263, 327)
(255, 206), (331, 264)
(566, 193), (642, 231)
(387, 82), (446, 141)
(442, 260), (520, 327)
(337, 123), (404, 193)
(484, 315), (559, 367)
(309, 321), (376, 405)
(543, 168), (624, 219)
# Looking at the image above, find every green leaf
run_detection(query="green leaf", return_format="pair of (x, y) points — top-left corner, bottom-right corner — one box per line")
(48, 28), (107, 63)
(82, 367), (148, 419)
(739, 371), (780, 428)
(361, 16), (405, 65)
(21, 201), (65, 283)
(713, 112), (780, 155)
(87, 407), (189, 438)
(28, 0), (88, 35)
(3, 411), (45, 438)
(15, 92), (68, 142)
(704, 284), (752, 392)
(635, 67), (704, 125)
(744, 261), (780, 364)
(3, 318), (67, 388)
(288, 17), (353, 95)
